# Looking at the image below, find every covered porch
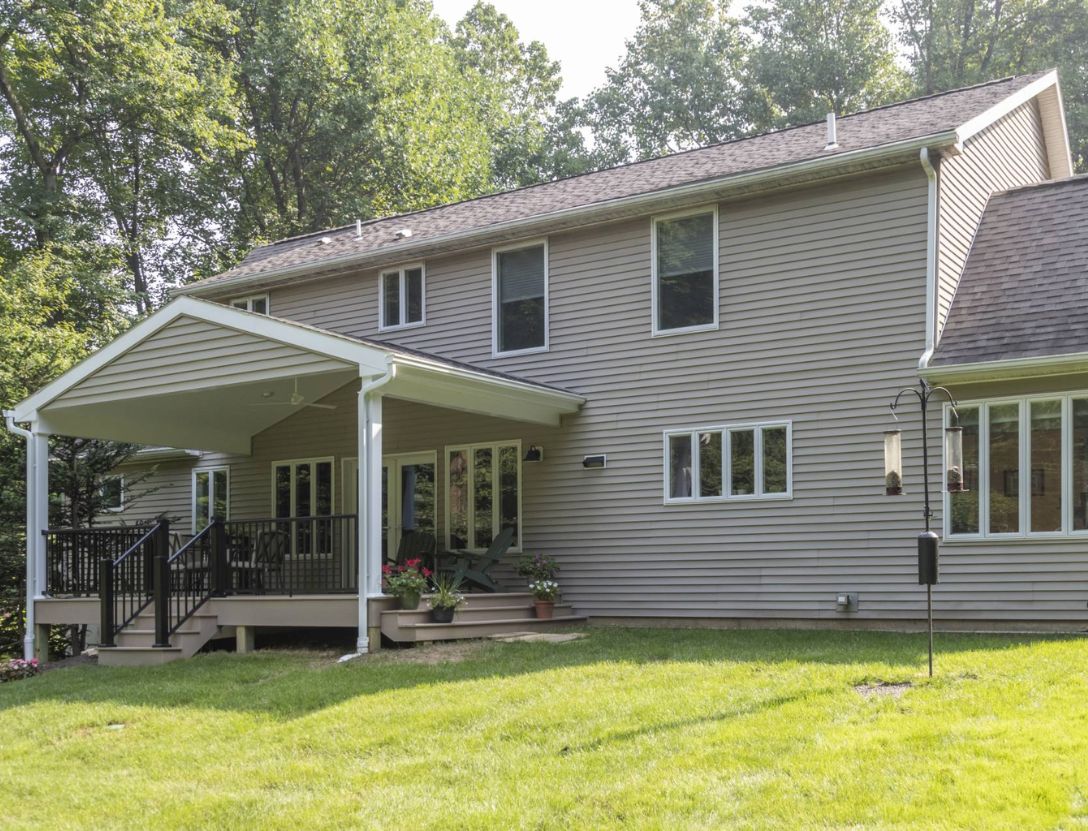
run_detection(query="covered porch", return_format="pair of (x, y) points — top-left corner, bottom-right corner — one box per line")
(7, 297), (584, 662)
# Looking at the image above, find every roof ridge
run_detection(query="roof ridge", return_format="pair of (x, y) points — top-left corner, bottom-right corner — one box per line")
(252, 71), (1047, 252)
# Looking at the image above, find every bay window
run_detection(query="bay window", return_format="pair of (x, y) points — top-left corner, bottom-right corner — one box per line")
(446, 441), (521, 551)
(665, 421), (792, 503)
(945, 394), (1088, 538)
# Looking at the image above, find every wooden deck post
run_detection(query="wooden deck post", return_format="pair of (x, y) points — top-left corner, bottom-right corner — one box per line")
(99, 557), (115, 647)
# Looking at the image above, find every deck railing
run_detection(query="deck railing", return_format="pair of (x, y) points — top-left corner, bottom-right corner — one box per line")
(223, 515), (358, 595)
(98, 520), (170, 647)
(155, 520), (222, 645)
(44, 525), (152, 597)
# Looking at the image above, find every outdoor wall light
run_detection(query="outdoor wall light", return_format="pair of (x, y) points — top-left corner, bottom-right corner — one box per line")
(884, 430), (903, 495)
(582, 454), (607, 469)
(524, 445), (543, 462)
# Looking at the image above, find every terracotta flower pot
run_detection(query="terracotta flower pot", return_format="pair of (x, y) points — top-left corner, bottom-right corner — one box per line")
(534, 600), (555, 620)
(399, 591), (421, 611)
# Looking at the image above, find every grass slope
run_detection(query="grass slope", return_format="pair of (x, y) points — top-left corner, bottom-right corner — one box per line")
(1, 627), (1087, 830)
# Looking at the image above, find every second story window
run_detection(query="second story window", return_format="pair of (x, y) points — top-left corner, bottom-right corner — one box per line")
(493, 241), (548, 355)
(653, 207), (718, 335)
(231, 294), (269, 315)
(380, 265), (425, 330)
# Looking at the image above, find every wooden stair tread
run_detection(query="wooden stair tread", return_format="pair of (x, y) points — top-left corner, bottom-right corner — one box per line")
(405, 614), (586, 629)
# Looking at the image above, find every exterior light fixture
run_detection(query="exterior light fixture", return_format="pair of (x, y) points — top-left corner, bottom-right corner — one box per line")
(945, 426), (965, 493)
(884, 430), (903, 495)
(524, 445), (543, 462)
(582, 454), (606, 469)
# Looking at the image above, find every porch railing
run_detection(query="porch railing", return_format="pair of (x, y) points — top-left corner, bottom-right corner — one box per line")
(223, 515), (358, 595)
(98, 520), (169, 647)
(45, 524), (152, 597)
(155, 519), (223, 645)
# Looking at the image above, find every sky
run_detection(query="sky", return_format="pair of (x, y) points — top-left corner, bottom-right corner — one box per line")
(429, 0), (643, 100)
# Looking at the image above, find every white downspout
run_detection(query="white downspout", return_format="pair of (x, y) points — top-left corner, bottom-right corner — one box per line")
(352, 364), (395, 656)
(5, 410), (37, 661)
(918, 147), (939, 370)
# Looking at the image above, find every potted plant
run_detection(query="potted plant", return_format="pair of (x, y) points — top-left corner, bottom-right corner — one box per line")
(428, 575), (465, 623)
(885, 470), (902, 496)
(529, 579), (560, 619)
(382, 558), (431, 610)
(517, 552), (558, 583)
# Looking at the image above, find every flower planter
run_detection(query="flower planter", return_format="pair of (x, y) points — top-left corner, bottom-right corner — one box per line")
(534, 600), (555, 620)
(399, 591), (421, 611)
(430, 606), (455, 623)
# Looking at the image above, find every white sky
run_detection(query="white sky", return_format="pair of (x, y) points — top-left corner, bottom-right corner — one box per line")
(429, 0), (643, 100)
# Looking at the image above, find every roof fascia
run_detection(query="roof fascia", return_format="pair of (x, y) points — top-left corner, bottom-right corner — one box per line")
(921, 351), (1088, 384)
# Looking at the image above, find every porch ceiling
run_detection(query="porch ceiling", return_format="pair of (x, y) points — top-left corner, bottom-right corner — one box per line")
(11, 296), (585, 454)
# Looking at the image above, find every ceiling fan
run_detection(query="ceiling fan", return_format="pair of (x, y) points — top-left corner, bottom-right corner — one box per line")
(249, 377), (337, 411)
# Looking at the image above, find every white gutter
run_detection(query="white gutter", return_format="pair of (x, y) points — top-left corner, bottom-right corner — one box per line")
(918, 148), (939, 370)
(4, 410), (37, 661)
(921, 351), (1088, 384)
(354, 364), (395, 655)
(174, 130), (962, 300)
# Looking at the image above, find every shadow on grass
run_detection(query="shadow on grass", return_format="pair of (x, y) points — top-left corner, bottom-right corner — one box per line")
(0, 626), (1077, 721)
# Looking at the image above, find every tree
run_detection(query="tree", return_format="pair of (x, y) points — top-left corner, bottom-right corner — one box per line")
(891, 0), (1088, 171)
(746, 0), (910, 128)
(220, 0), (493, 243)
(0, 0), (245, 310)
(448, 1), (588, 189)
(585, 0), (755, 165)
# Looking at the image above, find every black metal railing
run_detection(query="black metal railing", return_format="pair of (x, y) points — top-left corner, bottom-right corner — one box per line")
(155, 519), (226, 645)
(222, 515), (357, 595)
(45, 525), (151, 597)
(98, 520), (169, 647)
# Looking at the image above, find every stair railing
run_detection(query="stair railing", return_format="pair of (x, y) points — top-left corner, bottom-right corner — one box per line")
(98, 519), (169, 647)
(153, 518), (227, 647)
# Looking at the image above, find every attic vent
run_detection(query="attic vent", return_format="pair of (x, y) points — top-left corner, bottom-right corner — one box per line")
(824, 113), (839, 150)
(394, 227), (413, 240)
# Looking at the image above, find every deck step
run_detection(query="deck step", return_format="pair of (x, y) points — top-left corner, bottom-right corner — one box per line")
(383, 603), (575, 624)
(97, 646), (185, 667)
(387, 614), (587, 643)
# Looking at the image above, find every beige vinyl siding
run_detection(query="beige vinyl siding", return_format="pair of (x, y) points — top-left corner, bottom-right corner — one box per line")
(235, 166), (978, 623)
(52, 316), (349, 408)
(105, 459), (195, 530)
(936, 100), (1050, 337)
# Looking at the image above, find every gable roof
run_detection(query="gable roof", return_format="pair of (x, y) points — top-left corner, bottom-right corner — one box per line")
(178, 71), (1065, 298)
(930, 175), (1088, 370)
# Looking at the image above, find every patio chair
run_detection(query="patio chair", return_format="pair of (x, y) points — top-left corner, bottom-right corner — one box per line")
(440, 526), (515, 593)
(253, 528), (289, 594)
(391, 530), (437, 572)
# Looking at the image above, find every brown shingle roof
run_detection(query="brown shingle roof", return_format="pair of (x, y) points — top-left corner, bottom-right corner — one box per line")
(931, 175), (1088, 366)
(185, 72), (1050, 293)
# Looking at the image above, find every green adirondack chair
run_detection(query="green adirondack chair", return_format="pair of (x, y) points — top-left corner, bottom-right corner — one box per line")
(391, 530), (437, 572)
(442, 526), (515, 593)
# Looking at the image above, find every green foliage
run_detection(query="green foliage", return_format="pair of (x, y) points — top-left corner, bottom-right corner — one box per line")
(747, 0), (911, 127)
(586, 0), (756, 165)
(890, 0), (1088, 171)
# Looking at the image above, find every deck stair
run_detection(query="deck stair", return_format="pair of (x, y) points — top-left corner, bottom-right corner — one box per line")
(96, 604), (221, 667)
(380, 592), (586, 643)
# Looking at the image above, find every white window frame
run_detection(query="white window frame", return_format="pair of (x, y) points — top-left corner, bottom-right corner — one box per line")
(230, 293), (270, 314)
(492, 239), (549, 357)
(100, 475), (125, 513)
(651, 205), (720, 337)
(943, 394), (1083, 541)
(269, 456), (336, 518)
(378, 263), (426, 331)
(443, 439), (523, 553)
(191, 466), (230, 533)
(663, 421), (793, 505)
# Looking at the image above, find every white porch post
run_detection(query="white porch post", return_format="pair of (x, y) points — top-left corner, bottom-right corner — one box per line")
(356, 366), (392, 654)
(32, 429), (49, 603)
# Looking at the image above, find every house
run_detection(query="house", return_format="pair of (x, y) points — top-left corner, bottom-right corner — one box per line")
(7, 69), (1085, 665)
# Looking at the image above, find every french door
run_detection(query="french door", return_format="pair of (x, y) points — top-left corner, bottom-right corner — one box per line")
(343, 452), (437, 563)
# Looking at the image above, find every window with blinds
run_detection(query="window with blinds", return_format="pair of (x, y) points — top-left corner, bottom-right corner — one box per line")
(653, 209), (718, 334)
(494, 242), (547, 354)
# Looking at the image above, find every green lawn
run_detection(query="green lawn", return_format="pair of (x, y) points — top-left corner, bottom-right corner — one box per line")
(2, 627), (1087, 830)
